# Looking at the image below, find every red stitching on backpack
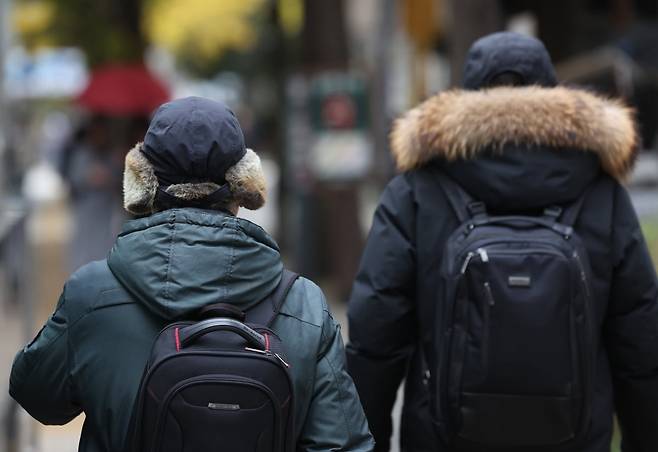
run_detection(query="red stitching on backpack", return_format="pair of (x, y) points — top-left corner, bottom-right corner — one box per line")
(175, 327), (181, 352)
(264, 333), (270, 351)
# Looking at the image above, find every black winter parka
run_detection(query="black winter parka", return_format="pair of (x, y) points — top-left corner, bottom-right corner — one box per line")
(347, 86), (658, 452)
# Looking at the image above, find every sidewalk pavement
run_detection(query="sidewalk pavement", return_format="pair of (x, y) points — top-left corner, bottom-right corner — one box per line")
(0, 199), (84, 452)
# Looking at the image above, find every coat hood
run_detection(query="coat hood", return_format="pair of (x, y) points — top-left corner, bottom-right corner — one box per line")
(390, 86), (639, 210)
(107, 208), (282, 320)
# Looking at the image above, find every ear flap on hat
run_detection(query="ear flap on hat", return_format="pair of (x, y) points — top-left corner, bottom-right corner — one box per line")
(225, 148), (266, 210)
(123, 143), (267, 214)
(123, 143), (158, 215)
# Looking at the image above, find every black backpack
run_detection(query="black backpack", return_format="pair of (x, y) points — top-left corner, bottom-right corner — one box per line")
(432, 174), (595, 451)
(130, 270), (299, 452)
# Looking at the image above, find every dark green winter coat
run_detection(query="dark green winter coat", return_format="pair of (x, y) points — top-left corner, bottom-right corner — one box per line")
(10, 208), (374, 451)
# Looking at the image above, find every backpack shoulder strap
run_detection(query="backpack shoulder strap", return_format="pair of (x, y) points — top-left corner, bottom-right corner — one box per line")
(435, 171), (485, 222)
(558, 188), (589, 227)
(246, 269), (300, 327)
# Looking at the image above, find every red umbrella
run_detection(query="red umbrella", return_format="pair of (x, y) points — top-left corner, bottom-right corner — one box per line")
(77, 64), (170, 116)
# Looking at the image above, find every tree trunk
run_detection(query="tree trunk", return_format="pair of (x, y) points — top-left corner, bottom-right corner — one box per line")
(448, 0), (503, 85)
(371, 0), (396, 180)
(302, 0), (349, 71)
(299, 0), (363, 300)
(534, 0), (581, 62)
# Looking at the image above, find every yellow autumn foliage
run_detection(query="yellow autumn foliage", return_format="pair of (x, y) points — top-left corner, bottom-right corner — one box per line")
(277, 0), (303, 37)
(145, 0), (266, 61)
(11, 1), (56, 50)
(11, 0), (304, 64)
(12, 1), (54, 35)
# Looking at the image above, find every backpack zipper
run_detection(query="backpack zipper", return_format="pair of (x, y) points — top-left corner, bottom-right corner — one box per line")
(245, 347), (290, 368)
(477, 248), (489, 263)
(460, 252), (475, 274)
(478, 249), (495, 305)
(483, 281), (495, 306)
(481, 282), (494, 371)
(151, 375), (282, 452)
(460, 247), (493, 275)
(460, 246), (565, 276)
(572, 250), (593, 439)
(573, 251), (590, 298)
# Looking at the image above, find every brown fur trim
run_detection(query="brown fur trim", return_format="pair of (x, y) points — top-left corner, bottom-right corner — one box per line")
(123, 144), (266, 214)
(123, 143), (158, 215)
(165, 182), (220, 200)
(165, 183), (239, 212)
(225, 149), (266, 210)
(390, 86), (639, 180)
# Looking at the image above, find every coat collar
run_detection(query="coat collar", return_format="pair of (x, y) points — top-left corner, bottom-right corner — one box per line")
(390, 86), (639, 180)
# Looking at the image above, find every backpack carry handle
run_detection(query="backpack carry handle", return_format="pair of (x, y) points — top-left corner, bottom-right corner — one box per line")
(473, 215), (573, 236)
(197, 303), (246, 321)
(179, 318), (266, 349)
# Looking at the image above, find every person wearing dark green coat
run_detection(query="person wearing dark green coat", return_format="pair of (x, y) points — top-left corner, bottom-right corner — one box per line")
(9, 97), (375, 452)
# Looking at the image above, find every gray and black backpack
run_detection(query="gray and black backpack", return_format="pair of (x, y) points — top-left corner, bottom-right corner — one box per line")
(432, 173), (595, 451)
(130, 270), (299, 452)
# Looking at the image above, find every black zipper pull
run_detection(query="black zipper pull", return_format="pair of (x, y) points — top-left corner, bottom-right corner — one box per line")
(484, 281), (496, 306)
(573, 251), (590, 298)
(477, 248), (489, 263)
(460, 251), (475, 274)
(274, 353), (290, 368)
(245, 347), (270, 355)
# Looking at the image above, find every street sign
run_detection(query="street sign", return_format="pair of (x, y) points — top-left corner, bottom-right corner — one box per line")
(307, 73), (372, 181)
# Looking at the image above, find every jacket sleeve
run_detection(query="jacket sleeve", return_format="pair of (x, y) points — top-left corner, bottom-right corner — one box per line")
(605, 185), (658, 452)
(346, 175), (417, 451)
(298, 306), (375, 452)
(9, 286), (81, 425)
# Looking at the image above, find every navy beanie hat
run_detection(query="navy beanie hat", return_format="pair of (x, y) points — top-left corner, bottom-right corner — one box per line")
(462, 32), (558, 90)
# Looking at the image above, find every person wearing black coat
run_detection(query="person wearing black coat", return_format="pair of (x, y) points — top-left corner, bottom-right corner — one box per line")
(347, 32), (658, 452)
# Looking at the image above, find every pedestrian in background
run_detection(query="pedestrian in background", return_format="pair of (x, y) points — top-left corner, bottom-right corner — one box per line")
(58, 115), (125, 272)
(347, 32), (658, 452)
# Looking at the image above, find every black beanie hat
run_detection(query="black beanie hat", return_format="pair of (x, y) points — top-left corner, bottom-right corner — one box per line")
(142, 97), (246, 186)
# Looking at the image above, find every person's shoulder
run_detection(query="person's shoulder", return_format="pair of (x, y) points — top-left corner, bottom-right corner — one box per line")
(386, 171), (417, 191)
(278, 276), (328, 329)
(585, 173), (630, 222)
(382, 164), (445, 202)
(68, 259), (119, 292)
(63, 259), (132, 320)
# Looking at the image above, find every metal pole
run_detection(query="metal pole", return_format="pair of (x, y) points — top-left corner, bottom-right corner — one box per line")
(0, 7), (32, 452)
(371, 0), (396, 181)
(0, 0), (9, 195)
(448, 0), (502, 85)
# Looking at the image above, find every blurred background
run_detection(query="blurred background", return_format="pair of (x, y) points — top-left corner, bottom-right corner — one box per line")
(0, 0), (657, 450)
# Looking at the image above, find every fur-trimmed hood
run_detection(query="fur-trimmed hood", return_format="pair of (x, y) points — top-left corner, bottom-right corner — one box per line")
(390, 86), (639, 181)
